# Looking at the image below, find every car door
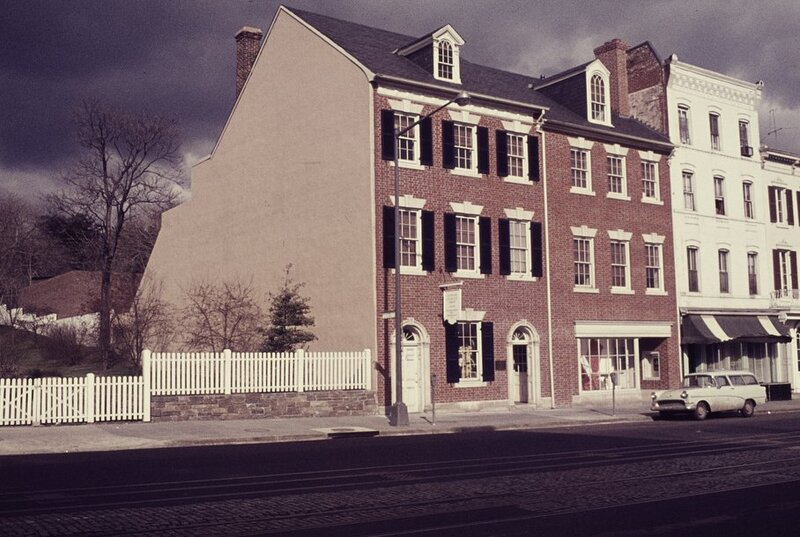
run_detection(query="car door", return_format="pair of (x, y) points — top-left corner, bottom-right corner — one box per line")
(715, 375), (738, 410)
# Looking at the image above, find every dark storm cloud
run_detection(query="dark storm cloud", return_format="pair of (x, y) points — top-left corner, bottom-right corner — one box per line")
(2, 0), (798, 200)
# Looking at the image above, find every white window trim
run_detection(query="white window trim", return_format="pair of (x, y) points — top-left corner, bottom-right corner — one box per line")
(708, 111), (722, 152)
(742, 179), (755, 220)
(569, 146), (594, 195)
(389, 195), (428, 276)
(608, 230), (633, 294)
(454, 213), (483, 279)
(433, 31), (463, 84)
(643, 235), (666, 295)
(687, 245), (701, 294)
(507, 219), (533, 281)
(585, 62), (612, 127)
(605, 153), (629, 200)
(677, 104), (692, 145)
(455, 310), (487, 387)
(638, 151), (661, 204)
(505, 132), (528, 180)
(572, 226), (597, 292)
(450, 121), (480, 177)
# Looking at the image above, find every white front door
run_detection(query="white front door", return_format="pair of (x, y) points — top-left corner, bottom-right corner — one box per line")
(511, 343), (529, 403)
(401, 329), (423, 412)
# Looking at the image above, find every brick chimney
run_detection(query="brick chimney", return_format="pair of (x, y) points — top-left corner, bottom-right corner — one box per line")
(593, 38), (630, 117)
(235, 26), (263, 97)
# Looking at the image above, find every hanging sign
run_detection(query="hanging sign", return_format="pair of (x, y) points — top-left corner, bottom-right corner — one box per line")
(442, 287), (462, 325)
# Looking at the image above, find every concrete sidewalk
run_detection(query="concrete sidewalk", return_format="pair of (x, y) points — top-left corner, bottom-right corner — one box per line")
(1, 399), (798, 456)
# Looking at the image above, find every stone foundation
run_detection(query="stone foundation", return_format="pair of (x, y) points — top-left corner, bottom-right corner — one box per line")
(151, 390), (378, 421)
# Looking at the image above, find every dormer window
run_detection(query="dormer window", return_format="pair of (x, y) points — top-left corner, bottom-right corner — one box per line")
(437, 41), (454, 80)
(590, 74), (606, 122)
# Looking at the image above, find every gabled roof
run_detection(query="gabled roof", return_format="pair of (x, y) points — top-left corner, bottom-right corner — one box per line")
(286, 7), (671, 149)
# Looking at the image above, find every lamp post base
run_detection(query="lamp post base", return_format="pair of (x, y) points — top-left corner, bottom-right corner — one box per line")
(389, 402), (409, 426)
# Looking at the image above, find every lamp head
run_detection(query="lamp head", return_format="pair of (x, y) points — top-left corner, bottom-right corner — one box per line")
(454, 91), (471, 106)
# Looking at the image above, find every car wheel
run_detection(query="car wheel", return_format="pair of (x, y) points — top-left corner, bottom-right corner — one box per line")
(741, 400), (756, 418)
(693, 402), (710, 421)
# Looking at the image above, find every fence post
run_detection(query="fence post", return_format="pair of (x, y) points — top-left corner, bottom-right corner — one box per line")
(296, 349), (305, 393)
(85, 373), (95, 424)
(32, 378), (41, 426)
(223, 349), (232, 395)
(142, 349), (151, 422)
(364, 348), (372, 390)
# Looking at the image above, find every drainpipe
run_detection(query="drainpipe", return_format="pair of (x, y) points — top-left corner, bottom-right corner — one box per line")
(539, 122), (556, 409)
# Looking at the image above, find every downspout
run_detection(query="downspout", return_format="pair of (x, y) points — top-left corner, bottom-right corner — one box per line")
(538, 114), (556, 409)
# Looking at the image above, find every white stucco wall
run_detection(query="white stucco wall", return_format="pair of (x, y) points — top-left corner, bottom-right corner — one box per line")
(144, 9), (376, 352)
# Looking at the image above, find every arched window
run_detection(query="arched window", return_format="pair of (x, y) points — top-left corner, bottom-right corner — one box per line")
(590, 74), (606, 122)
(437, 40), (454, 80)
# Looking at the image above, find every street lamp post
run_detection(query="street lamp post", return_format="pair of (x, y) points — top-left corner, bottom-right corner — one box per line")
(390, 90), (471, 427)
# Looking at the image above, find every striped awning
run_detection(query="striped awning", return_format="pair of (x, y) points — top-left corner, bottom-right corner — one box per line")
(681, 314), (792, 345)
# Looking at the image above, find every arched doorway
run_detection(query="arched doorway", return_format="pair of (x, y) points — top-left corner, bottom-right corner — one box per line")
(507, 323), (540, 405)
(390, 321), (430, 413)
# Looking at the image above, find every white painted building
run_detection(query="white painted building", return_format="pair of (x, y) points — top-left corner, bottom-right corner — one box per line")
(665, 55), (793, 386)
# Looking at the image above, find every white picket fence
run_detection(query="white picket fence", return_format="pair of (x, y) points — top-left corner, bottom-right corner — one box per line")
(0, 349), (372, 426)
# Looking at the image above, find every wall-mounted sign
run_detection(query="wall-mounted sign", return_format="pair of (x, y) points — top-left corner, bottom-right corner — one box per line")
(442, 287), (462, 325)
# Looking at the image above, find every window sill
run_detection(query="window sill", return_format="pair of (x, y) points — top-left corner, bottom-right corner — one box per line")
(641, 197), (663, 206)
(610, 287), (635, 295)
(453, 271), (485, 280)
(455, 380), (488, 388)
(391, 267), (428, 276)
(450, 168), (482, 179)
(390, 160), (426, 171)
(507, 274), (537, 282)
(606, 192), (630, 201)
(502, 176), (531, 185)
(573, 286), (600, 294)
(570, 187), (596, 196)
(645, 289), (668, 296)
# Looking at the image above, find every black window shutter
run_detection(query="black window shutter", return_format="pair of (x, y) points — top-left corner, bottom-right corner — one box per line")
(792, 252), (799, 290)
(420, 117), (433, 166)
(383, 206), (396, 268)
(531, 221), (544, 277)
(773, 250), (782, 291)
(477, 126), (490, 174)
(445, 322), (460, 383)
(498, 218), (511, 275)
(421, 210), (435, 271)
(381, 110), (395, 161)
(768, 187), (777, 223)
(479, 216), (492, 274)
(528, 136), (540, 181)
(444, 213), (457, 272)
(788, 191), (795, 226)
(496, 131), (509, 177)
(442, 120), (455, 169)
(481, 322), (495, 382)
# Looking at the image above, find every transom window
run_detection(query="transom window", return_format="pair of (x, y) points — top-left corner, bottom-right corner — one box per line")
(719, 249), (730, 294)
(714, 176), (726, 216)
(678, 106), (691, 144)
(394, 113), (418, 162)
(687, 246), (700, 292)
(641, 161), (659, 200)
(507, 133), (526, 178)
(399, 209), (420, 268)
(590, 74), (606, 122)
(437, 40), (454, 80)
(571, 149), (589, 189)
(454, 124), (475, 171)
(683, 171), (695, 211)
(456, 215), (477, 272)
(709, 113), (721, 150)
(574, 237), (594, 287)
(607, 156), (625, 195)
(610, 240), (629, 289)
(457, 321), (480, 380)
(747, 252), (758, 295)
(645, 243), (662, 290)
(742, 181), (754, 219)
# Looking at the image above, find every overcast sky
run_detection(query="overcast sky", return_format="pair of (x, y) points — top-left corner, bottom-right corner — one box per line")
(2, 0), (798, 200)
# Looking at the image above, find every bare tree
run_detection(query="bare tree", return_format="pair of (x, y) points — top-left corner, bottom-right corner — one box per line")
(112, 275), (174, 371)
(182, 279), (265, 352)
(49, 100), (184, 368)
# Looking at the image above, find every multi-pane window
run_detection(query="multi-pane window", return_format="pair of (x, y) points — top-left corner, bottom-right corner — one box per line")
(718, 249), (730, 293)
(610, 241), (628, 288)
(454, 124), (474, 171)
(678, 106), (691, 144)
(768, 186), (793, 225)
(607, 156), (625, 194)
(742, 181), (754, 219)
(590, 74), (606, 122)
(641, 161), (658, 200)
(739, 120), (751, 155)
(571, 149), (589, 189)
(456, 321), (479, 380)
(687, 246), (700, 292)
(509, 220), (529, 274)
(776, 249), (794, 293)
(714, 176), (726, 215)
(683, 171), (695, 211)
(709, 113), (721, 150)
(399, 209), (420, 268)
(646, 243), (662, 290)
(507, 133), (525, 178)
(437, 40), (454, 80)
(579, 338), (636, 391)
(394, 113), (417, 162)
(455, 215), (477, 272)
(574, 237), (593, 287)
(747, 252), (758, 295)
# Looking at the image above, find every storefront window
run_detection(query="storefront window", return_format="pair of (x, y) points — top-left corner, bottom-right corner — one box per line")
(579, 337), (636, 391)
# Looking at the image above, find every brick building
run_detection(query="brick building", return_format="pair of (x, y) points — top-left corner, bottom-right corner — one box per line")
(143, 6), (679, 412)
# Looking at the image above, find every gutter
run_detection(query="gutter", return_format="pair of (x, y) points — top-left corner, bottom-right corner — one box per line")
(545, 119), (674, 153)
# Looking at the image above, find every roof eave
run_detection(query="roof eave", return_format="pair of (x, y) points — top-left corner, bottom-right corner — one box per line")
(544, 118), (673, 153)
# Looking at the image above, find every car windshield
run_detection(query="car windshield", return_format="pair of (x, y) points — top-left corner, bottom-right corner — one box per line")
(682, 375), (715, 388)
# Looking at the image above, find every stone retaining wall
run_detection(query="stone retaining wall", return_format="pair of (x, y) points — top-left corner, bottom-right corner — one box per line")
(151, 390), (378, 421)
